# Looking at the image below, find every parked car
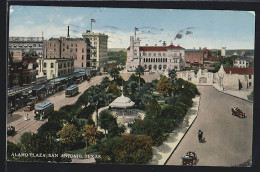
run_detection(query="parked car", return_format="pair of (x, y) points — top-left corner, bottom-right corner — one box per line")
(7, 126), (15, 136)
(24, 102), (35, 111)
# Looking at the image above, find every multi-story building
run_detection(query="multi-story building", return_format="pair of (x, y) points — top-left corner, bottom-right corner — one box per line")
(184, 49), (204, 69)
(233, 56), (249, 68)
(36, 58), (74, 80)
(8, 52), (38, 88)
(126, 37), (185, 72)
(9, 37), (45, 58)
(82, 31), (108, 72)
(45, 37), (91, 68)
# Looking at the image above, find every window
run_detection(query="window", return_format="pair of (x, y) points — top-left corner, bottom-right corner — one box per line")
(163, 53), (166, 56)
(33, 44), (36, 47)
(249, 82), (252, 86)
(153, 53), (156, 56)
(51, 63), (54, 68)
(67, 45), (69, 49)
(249, 75), (252, 79)
(82, 48), (84, 52)
(50, 43), (52, 46)
(76, 48), (77, 52)
(82, 55), (84, 60)
(75, 55), (77, 60)
(158, 53), (161, 56)
(43, 70), (47, 75)
(54, 49), (56, 53)
(43, 63), (47, 67)
(63, 48), (65, 51)
(82, 63), (84, 67)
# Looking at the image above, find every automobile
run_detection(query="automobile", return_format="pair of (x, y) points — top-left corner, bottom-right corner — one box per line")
(231, 107), (247, 118)
(7, 126), (15, 136)
(181, 151), (197, 165)
(24, 102), (35, 111)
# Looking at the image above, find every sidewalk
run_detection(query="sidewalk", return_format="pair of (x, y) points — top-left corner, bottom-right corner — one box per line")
(212, 83), (253, 102)
(149, 96), (201, 165)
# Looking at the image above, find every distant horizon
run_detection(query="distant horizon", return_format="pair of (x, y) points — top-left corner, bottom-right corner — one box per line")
(9, 6), (255, 49)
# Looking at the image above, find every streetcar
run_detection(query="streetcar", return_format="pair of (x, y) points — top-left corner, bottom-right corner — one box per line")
(65, 85), (79, 97)
(34, 101), (54, 120)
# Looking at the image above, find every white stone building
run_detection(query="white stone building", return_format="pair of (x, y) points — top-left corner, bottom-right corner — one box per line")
(233, 56), (249, 68)
(36, 58), (74, 80)
(216, 65), (254, 90)
(126, 36), (185, 72)
(176, 69), (215, 85)
(82, 31), (108, 72)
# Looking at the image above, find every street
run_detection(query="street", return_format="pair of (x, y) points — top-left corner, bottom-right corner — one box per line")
(166, 86), (253, 166)
(7, 74), (107, 144)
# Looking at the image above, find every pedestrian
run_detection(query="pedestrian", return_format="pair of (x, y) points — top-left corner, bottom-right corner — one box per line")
(198, 130), (202, 142)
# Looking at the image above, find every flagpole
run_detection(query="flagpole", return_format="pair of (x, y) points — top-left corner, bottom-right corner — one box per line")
(91, 20), (92, 32)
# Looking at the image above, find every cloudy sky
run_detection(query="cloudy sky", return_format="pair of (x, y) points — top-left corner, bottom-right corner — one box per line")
(9, 6), (255, 49)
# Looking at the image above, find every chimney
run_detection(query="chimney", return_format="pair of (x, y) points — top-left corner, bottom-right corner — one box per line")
(67, 26), (70, 38)
(163, 41), (166, 46)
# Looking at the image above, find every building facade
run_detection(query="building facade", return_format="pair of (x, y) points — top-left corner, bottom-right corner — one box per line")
(36, 58), (74, 80)
(184, 49), (204, 69)
(82, 31), (108, 72)
(9, 37), (45, 58)
(8, 52), (38, 88)
(45, 37), (91, 68)
(126, 36), (185, 72)
(233, 56), (249, 68)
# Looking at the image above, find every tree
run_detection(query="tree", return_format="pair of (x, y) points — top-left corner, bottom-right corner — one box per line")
(99, 110), (120, 138)
(109, 68), (120, 81)
(168, 69), (177, 81)
(106, 82), (121, 98)
(57, 124), (78, 149)
(7, 141), (20, 161)
(100, 76), (111, 89)
(113, 135), (153, 164)
(82, 124), (97, 150)
(146, 99), (162, 119)
(131, 119), (165, 146)
(156, 75), (172, 98)
(87, 85), (108, 126)
(135, 65), (145, 90)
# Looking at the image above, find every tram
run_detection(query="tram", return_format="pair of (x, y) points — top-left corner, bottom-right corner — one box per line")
(34, 101), (54, 120)
(65, 85), (79, 97)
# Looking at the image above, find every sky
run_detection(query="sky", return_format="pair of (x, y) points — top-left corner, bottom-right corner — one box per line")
(9, 6), (255, 49)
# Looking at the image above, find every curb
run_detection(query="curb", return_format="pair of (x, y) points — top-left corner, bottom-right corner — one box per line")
(211, 85), (253, 103)
(163, 96), (201, 165)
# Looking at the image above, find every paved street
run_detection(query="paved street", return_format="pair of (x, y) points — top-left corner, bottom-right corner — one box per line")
(166, 86), (253, 166)
(7, 74), (107, 144)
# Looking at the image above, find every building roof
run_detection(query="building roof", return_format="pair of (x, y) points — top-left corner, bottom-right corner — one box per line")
(109, 94), (135, 108)
(235, 56), (249, 61)
(204, 55), (217, 60)
(202, 48), (211, 52)
(224, 67), (254, 75)
(127, 44), (184, 52)
(185, 49), (202, 52)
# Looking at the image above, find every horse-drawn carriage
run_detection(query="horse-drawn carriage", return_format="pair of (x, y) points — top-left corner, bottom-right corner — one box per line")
(181, 151), (197, 165)
(231, 107), (247, 118)
(7, 126), (15, 136)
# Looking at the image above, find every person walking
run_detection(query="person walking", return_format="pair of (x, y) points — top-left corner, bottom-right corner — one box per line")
(198, 130), (202, 142)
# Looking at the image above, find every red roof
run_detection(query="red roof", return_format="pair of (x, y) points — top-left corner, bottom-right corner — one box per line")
(202, 48), (211, 52)
(204, 55), (217, 59)
(139, 45), (183, 51)
(224, 67), (254, 75)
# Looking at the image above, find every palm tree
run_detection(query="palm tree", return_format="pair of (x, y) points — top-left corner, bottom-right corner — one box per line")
(87, 85), (108, 126)
(109, 68), (120, 81)
(135, 65), (144, 90)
